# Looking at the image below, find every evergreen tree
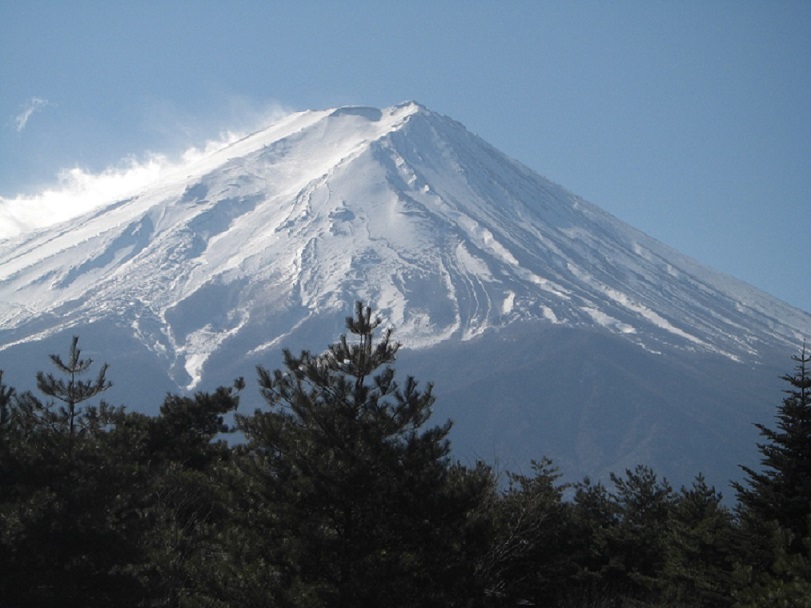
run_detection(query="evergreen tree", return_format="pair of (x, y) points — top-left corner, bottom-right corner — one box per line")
(132, 384), (242, 606)
(485, 458), (576, 607)
(236, 302), (488, 608)
(610, 465), (675, 604)
(34, 335), (111, 439)
(663, 474), (736, 607)
(568, 467), (682, 607)
(0, 370), (13, 435)
(733, 522), (811, 608)
(734, 344), (811, 553)
(0, 341), (139, 607)
(0, 335), (247, 607)
(0, 371), (17, 602)
(569, 477), (622, 603)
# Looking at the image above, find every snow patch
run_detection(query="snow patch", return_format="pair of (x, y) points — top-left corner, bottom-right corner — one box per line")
(455, 242), (494, 280)
(0, 100), (807, 371)
(502, 291), (515, 315)
(541, 306), (560, 324)
(581, 307), (636, 334)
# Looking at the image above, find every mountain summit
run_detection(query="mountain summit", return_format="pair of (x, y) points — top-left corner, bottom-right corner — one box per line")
(1, 102), (808, 485)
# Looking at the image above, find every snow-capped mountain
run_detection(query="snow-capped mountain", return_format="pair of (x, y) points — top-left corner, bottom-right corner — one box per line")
(1, 102), (808, 487)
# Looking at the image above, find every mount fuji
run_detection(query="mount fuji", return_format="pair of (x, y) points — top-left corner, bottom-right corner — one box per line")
(1, 102), (808, 488)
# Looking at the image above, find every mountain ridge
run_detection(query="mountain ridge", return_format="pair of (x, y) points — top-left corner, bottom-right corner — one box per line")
(1, 103), (806, 374)
(0, 102), (808, 487)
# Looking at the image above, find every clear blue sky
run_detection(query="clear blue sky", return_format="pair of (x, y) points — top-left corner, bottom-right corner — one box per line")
(1, 1), (809, 313)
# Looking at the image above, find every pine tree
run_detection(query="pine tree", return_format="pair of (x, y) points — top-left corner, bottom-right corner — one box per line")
(33, 335), (111, 439)
(0, 339), (138, 607)
(0, 370), (16, 602)
(0, 343), (244, 607)
(608, 465), (675, 605)
(486, 458), (575, 607)
(568, 467), (677, 606)
(733, 523), (811, 608)
(734, 344), (811, 553)
(127, 383), (242, 606)
(569, 477), (621, 602)
(0, 370), (13, 434)
(663, 475), (736, 607)
(236, 302), (486, 608)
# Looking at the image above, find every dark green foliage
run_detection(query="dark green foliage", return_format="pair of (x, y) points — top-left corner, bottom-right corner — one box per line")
(0, 370), (14, 483)
(0, 370), (13, 432)
(567, 466), (675, 606)
(236, 302), (490, 607)
(0, 338), (241, 607)
(0, 316), (806, 608)
(730, 344), (811, 603)
(569, 477), (623, 602)
(0, 340), (134, 608)
(608, 464), (675, 602)
(733, 523), (811, 608)
(149, 381), (242, 468)
(481, 458), (575, 606)
(34, 335), (111, 438)
(663, 475), (736, 607)
(123, 385), (242, 606)
(734, 345), (811, 553)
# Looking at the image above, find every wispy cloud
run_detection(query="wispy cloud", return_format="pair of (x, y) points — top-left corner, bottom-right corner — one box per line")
(0, 103), (292, 240)
(0, 138), (235, 239)
(15, 97), (50, 132)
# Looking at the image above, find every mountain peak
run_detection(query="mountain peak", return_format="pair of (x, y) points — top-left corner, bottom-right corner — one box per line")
(0, 103), (808, 391)
(327, 100), (425, 120)
(1, 103), (809, 489)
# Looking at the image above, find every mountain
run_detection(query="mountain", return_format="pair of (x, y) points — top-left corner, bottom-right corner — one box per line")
(1, 101), (808, 489)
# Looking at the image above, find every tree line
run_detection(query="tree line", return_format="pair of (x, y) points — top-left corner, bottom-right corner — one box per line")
(1, 303), (809, 607)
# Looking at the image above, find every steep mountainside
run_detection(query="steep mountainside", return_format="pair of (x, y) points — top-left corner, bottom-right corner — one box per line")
(1, 102), (808, 487)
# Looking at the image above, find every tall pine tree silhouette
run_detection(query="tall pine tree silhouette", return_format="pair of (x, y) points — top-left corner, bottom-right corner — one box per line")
(237, 302), (486, 608)
(35, 336), (111, 438)
(735, 344), (811, 552)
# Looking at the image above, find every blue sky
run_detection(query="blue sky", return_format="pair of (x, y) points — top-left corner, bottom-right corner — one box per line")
(1, 1), (809, 313)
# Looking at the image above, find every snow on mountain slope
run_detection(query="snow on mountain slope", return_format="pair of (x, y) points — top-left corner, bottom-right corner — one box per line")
(0, 102), (808, 393)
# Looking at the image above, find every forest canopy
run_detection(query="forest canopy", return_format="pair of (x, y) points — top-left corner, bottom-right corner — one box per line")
(1, 304), (809, 607)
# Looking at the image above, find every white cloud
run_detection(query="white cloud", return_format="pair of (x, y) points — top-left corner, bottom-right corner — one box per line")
(0, 131), (244, 240)
(0, 101), (293, 241)
(15, 97), (50, 132)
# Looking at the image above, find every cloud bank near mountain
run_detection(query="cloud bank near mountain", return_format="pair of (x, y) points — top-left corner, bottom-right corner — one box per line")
(0, 102), (292, 240)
